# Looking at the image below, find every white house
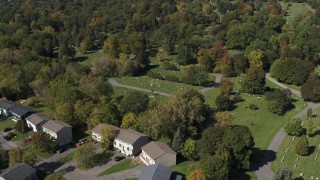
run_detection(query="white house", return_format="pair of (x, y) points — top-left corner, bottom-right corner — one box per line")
(140, 141), (177, 167)
(113, 129), (149, 157)
(0, 98), (15, 117)
(42, 120), (72, 146)
(25, 114), (50, 132)
(92, 123), (120, 142)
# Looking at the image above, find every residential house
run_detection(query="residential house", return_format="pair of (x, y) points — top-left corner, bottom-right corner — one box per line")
(92, 123), (120, 142)
(25, 114), (50, 132)
(11, 105), (35, 121)
(42, 120), (72, 146)
(0, 163), (38, 180)
(114, 129), (149, 157)
(0, 99), (15, 117)
(140, 141), (177, 167)
(139, 163), (182, 180)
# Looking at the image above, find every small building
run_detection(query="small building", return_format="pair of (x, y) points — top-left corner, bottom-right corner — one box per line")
(25, 114), (51, 132)
(114, 129), (149, 157)
(10, 105), (35, 121)
(42, 120), (72, 146)
(140, 141), (177, 167)
(92, 123), (120, 142)
(139, 163), (182, 180)
(0, 163), (38, 180)
(0, 99), (15, 117)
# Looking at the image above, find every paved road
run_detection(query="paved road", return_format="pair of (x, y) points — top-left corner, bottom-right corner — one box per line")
(108, 73), (223, 96)
(255, 74), (320, 180)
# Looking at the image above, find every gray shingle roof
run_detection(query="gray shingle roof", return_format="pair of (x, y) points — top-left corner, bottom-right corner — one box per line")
(11, 105), (35, 116)
(139, 164), (172, 180)
(142, 141), (176, 160)
(42, 120), (72, 133)
(26, 114), (51, 126)
(0, 163), (36, 180)
(116, 129), (148, 144)
(0, 100), (15, 109)
(92, 123), (120, 135)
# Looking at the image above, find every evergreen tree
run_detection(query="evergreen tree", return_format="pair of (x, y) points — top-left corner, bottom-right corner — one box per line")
(172, 127), (185, 153)
(295, 136), (309, 156)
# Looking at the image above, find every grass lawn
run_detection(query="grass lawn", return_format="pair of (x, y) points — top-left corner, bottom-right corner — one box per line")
(98, 159), (139, 177)
(0, 118), (15, 131)
(11, 131), (32, 141)
(77, 50), (104, 66)
(112, 76), (205, 94)
(280, 2), (314, 26)
(203, 87), (220, 108)
(272, 108), (320, 178)
(112, 86), (168, 103)
(171, 157), (199, 177)
(23, 141), (54, 159)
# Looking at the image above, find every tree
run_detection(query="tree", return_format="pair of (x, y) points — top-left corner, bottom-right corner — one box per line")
(0, 149), (8, 169)
(265, 89), (292, 115)
(295, 136), (309, 156)
(241, 66), (266, 94)
(8, 147), (23, 166)
(301, 76), (320, 102)
(172, 127), (185, 153)
(215, 94), (233, 111)
(32, 132), (57, 152)
(74, 143), (97, 169)
(15, 120), (29, 133)
(120, 91), (149, 114)
(88, 103), (121, 129)
(120, 112), (139, 130)
(99, 125), (118, 149)
(22, 150), (37, 166)
(306, 119), (316, 136)
(182, 138), (198, 160)
(187, 169), (206, 180)
(274, 167), (293, 180)
(176, 40), (195, 65)
(215, 111), (233, 126)
(285, 119), (305, 137)
(307, 108), (313, 119)
(247, 50), (264, 69)
(79, 75), (113, 101)
(45, 174), (66, 180)
(220, 78), (233, 95)
(103, 35), (119, 59)
(200, 154), (230, 179)
(181, 65), (209, 86)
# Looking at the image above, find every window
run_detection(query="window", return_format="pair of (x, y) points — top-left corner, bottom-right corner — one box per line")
(114, 142), (116, 146)
(119, 144), (122, 147)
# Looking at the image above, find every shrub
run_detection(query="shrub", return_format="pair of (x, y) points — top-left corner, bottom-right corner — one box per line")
(215, 94), (233, 111)
(285, 119), (305, 136)
(295, 136), (309, 156)
(147, 71), (164, 80)
(166, 75), (180, 82)
(161, 61), (179, 71)
(249, 104), (259, 110)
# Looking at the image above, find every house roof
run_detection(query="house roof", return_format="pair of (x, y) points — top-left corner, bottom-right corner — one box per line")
(25, 114), (51, 126)
(139, 164), (172, 180)
(0, 99), (15, 109)
(42, 120), (72, 133)
(142, 141), (176, 160)
(11, 105), (35, 116)
(92, 123), (120, 135)
(116, 129), (147, 144)
(0, 163), (36, 180)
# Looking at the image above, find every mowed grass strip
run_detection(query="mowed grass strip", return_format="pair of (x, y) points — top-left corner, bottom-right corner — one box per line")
(98, 159), (138, 177)
(112, 76), (204, 94)
(0, 118), (15, 131)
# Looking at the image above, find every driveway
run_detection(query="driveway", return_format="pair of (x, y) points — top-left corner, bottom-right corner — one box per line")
(0, 131), (19, 150)
(56, 152), (142, 180)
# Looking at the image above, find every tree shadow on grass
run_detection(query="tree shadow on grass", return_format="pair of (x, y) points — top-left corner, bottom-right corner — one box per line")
(37, 161), (63, 173)
(309, 146), (316, 155)
(250, 148), (276, 171)
(234, 170), (252, 180)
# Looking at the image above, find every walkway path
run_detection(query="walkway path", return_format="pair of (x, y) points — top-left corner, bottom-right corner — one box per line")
(255, 74), (320, 180)
(108, 73), (223, 96)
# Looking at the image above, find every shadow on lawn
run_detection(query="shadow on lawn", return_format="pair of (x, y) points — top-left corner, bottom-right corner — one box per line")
(37, 161), (63, 173)
(250, 148), (276, 171)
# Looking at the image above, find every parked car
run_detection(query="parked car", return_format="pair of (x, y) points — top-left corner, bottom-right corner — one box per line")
(56, 147), (65, 154)
(3, 127), (13, 132)
(3, 136), (11, 141)
(114, 156), (125, 162)
(76, 139), (89, 147)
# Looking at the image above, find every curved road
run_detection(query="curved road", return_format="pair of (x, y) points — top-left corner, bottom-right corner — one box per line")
(255, 74), (320, 180)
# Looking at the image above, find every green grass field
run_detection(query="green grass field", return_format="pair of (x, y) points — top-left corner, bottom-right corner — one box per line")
(272, 108), (320, 178)
(280, 2), (314, 26)
(59, 151), (76, 164)
(0, 118), (15, 131)
(23, 141), (54, 159)
(98, 159), (139, 177)
(77, 50), (104, 66)
(172, 159), (199, 177)
(112, 76), (205, 94)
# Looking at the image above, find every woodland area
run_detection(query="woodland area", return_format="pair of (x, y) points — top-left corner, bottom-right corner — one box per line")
(1, 0), (320, 179)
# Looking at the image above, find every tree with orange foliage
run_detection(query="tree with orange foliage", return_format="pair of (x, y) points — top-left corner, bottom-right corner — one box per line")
(187, 169), (206, 180)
